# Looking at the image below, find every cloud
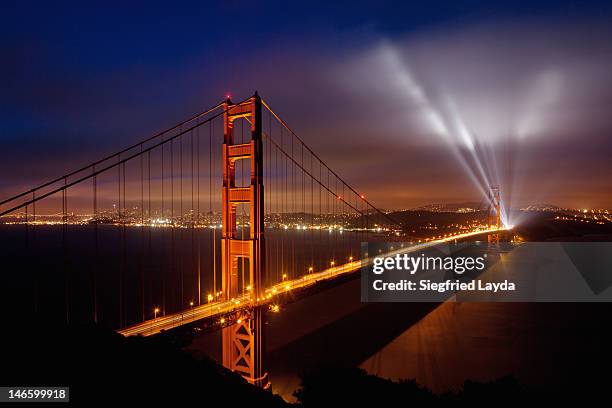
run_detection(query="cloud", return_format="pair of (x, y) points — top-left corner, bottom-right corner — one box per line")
(1, 15), (611, 211)
(321, 18), (612, 211)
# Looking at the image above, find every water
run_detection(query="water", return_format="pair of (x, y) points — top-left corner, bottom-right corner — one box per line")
(5, 224), (585, 403)
(190, 243), (608, 402)
(0, 224), (368, 328)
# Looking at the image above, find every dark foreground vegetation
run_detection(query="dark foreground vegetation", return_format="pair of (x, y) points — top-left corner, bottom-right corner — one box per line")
(3, 320), (611, 406)
(297, 366), (533, 405)
(2, 324), (287, 406)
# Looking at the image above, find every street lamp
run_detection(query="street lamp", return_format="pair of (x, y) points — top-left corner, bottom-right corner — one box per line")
(154, 307), (160, 319)
(207, 293), (213, 318)
(282, 273), (287, 281)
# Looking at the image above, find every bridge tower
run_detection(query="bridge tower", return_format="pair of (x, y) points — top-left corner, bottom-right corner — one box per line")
(487, 186), (501, 228)
(221, 93), (269, 388)
(487, 186), (501, 244)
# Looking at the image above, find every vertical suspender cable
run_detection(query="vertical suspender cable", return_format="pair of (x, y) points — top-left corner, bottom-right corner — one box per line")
(140, 144), (145, 321)
(147, 150), (152, 319)
(63, 177), (69, 324)
(161, 140), (166, 315)
(93, 167), (98, 323)
(180, 131), (184, 307)
(171, 136), (175, 314)
(189, 128), (194, 305)
(210, 121), (215, 297)
(117, 158), (123, 327)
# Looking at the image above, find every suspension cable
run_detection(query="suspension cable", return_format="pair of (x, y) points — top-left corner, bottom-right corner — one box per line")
(0, 102), (225, 207)
(261, 98), (401, 230)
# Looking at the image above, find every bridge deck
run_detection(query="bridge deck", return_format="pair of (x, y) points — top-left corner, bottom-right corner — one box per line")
(118, 228), (503, 337)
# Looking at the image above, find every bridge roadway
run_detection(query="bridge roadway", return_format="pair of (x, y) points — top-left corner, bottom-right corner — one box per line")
(118, 228), (504, 337)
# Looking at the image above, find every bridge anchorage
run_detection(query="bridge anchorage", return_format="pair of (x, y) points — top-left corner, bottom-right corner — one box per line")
(221, 93), (268, 388)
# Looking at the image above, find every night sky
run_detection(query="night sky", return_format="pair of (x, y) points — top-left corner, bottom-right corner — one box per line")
(2, 1), (612, 210)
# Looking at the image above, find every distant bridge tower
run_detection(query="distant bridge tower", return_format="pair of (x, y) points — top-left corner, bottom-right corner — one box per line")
(487, 186), (501, 244)
(487, 186), (501, 229)
(221, 93), (269, 388)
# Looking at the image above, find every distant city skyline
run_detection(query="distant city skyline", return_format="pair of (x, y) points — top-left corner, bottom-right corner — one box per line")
(2, 2), (612, 211)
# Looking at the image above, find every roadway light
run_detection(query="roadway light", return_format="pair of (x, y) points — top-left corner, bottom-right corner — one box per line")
(189, 301), (194, 307)
(207, 294), (213, 302)
(154, 307), (160, 319)
(330, 261), (335, 266)
(349, 256), (353, 261)
(308, 266), (313, 272)
(282, 273), (287, 280)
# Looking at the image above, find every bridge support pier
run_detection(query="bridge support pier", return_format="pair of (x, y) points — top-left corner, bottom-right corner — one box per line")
(221, 306), (268, 387)
(221, 93), (269, 389)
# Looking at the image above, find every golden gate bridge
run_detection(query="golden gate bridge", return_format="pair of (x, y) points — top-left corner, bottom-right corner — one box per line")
(0, 92), (503, 389)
